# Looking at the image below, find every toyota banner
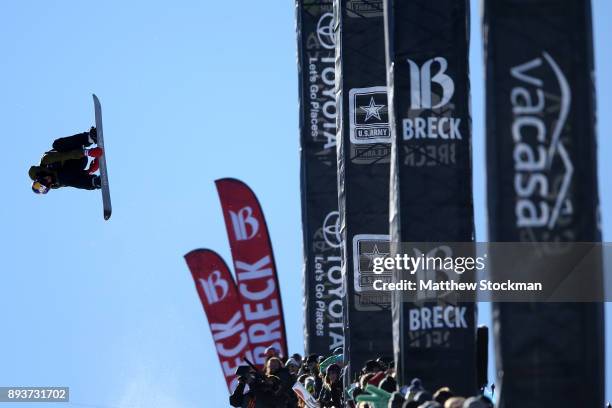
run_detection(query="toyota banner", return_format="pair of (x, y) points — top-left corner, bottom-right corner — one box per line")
(296, 0), (344, 357)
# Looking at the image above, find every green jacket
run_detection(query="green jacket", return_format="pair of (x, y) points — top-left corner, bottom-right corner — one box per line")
(40, 149), (84, 166)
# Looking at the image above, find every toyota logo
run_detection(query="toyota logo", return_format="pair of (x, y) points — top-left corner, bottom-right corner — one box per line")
(317, 12), (335, 50)
(323, 211), (342, 249)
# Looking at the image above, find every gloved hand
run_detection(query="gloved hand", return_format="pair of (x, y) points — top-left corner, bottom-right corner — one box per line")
(88, 158), (100, 174)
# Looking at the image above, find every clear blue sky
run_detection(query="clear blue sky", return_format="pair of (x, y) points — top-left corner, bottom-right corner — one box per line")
(0, 1), (609, 407)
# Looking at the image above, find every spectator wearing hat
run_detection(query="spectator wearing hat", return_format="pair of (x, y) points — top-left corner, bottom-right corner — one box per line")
(292, 353), (303, 366)
(264, 346), (279, 362)
(362, 359), (385, 375)
(285, 357), (300, 378)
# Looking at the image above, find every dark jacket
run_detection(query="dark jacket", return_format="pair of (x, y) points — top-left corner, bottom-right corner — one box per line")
(29, 148), (96, 190)
(318, 380), (343, 407)
(229, 382), (253, 408)
(229, 376), (288, 408)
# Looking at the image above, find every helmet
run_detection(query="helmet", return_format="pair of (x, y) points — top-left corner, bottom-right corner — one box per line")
(32, 180), (49, 194)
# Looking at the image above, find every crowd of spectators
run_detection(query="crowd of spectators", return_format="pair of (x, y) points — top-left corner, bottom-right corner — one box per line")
(229, 346), (495, 408)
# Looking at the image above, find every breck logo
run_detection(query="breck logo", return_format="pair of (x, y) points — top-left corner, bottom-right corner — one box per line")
(349, 86), (390, 144)
(510, 51), (573, 232)
(402, 57), (462, 141)
(230, 207), (260, 241)
(316, 12), (335, 50)
(408, 57), (455, 110)
(409, 306), (468, 331)
(199, 271), (230, 305)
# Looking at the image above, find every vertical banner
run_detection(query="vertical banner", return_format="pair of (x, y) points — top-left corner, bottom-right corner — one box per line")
(384, 0), (477, 395)
(184, 249), (252, 391)
(335, 0), (393, 384)
(483, 0), (604, 406)
(296, 0), (344, 356)
(216, 178), (289, 366)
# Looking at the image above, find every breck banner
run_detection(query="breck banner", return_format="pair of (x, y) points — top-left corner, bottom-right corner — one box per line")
(296, 0), (344, 356)
(384, 0), (477, 395)
(483, 0), (604, 406)
(184, 249), (252, 391)
(216, 178), (289, 365)
(335, 0), (393, 384)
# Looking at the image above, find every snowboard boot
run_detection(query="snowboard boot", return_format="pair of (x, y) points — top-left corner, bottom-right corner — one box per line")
(88, 126), (98, 144)
(85, 146), (103, 158)
(88, 158), (100, 174)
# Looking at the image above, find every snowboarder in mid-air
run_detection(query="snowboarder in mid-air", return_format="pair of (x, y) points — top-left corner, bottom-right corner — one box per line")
(29, 127), (104, 194)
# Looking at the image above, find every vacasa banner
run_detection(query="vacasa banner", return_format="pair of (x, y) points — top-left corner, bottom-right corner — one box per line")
(296, 0), (344, 356)
(216, 178), (289, 365)
(184, 249), (252, 392)
(383, 0), (477, 395)
(483, 0), (604, 406)
(335, 0), (393, 384)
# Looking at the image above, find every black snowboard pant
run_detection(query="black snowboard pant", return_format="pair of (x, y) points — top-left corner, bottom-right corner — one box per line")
(52, 132), (92, 152)
(51, 132), (99, 190)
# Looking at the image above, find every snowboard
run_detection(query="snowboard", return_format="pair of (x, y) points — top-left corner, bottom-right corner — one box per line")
(93, 94), (112, 220)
